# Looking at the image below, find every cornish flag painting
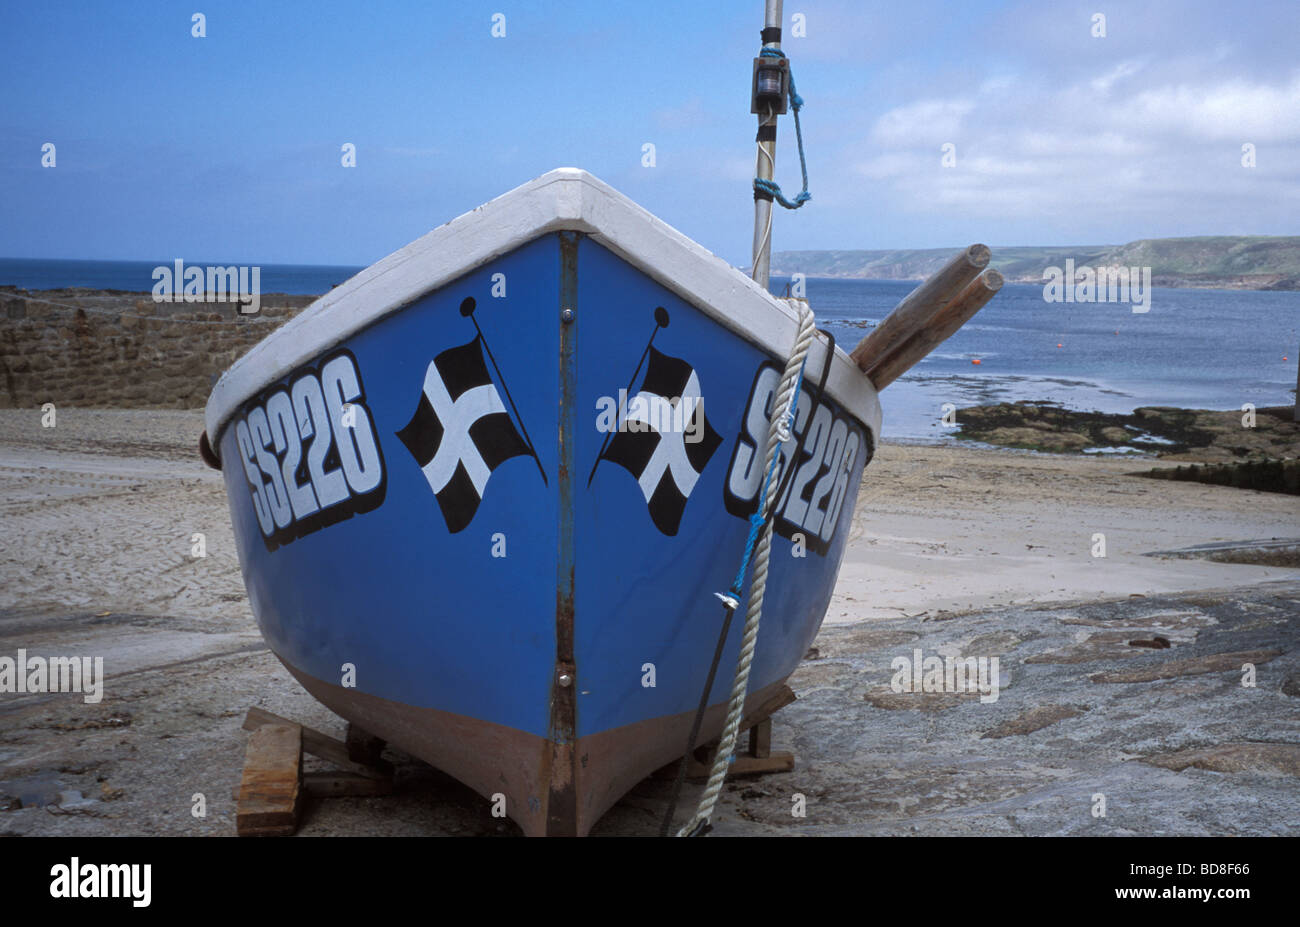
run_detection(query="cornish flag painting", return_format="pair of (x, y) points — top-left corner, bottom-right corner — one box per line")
(591, 309), (722, 536)
(397, 299), (544, 533)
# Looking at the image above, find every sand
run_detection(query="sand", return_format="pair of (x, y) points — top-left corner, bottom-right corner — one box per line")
(0, 408), (1296, 836)
(831, 441), (1300, 623)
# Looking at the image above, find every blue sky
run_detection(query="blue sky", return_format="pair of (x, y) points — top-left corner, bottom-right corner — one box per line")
(1, 0), (1296, 266)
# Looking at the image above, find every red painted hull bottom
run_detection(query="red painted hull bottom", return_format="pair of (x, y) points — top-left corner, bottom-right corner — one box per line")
(282, 659), (785, 836)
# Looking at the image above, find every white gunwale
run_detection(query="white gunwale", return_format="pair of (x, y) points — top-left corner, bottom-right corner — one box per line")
(205, 168), (883, 443)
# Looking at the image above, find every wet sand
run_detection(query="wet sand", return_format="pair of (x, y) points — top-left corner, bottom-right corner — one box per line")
(1, 408), (1296, 835)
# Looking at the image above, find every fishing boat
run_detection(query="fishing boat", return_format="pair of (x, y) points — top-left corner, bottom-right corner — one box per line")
(202, 3), (1001, 837)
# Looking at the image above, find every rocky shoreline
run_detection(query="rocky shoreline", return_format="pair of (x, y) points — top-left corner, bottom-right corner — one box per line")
(952, 401), (1299, 461)
(772, 272), (1300, 291)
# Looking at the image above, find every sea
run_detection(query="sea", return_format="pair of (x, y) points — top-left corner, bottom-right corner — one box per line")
(779, 275), (1299, 443)
(0, 258), (363, 298)
(1, 258), (1295, 442)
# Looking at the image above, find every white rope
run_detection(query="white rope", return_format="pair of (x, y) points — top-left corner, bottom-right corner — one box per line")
(753, 139), (775, 269)
(751, 104), (776, 275)
(677, 299), (816, 836)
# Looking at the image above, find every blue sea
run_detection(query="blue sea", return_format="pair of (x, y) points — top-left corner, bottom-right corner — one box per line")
(1, 258), (1295, 441)
(777, 275), (1299, 442)
(0, 257), (364, 297)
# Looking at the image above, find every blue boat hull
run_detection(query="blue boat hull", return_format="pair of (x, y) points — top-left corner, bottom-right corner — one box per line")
(214, 231), (874, 834)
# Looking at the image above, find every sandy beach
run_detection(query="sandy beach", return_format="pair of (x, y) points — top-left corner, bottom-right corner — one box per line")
(832, 440), (1300, 624)
(1, 408), (1296, 835)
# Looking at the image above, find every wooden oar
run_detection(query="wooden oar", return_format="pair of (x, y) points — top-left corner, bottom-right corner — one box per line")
(846, 243), (999, 390)
(848, 243), (989, 371)
(865, 269), (1003, 389)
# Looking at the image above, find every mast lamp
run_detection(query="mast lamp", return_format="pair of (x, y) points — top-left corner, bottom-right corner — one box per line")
(751, 56), (788, 115)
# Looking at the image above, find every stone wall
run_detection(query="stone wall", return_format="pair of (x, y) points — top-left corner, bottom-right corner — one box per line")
(0, 288), (316, 409)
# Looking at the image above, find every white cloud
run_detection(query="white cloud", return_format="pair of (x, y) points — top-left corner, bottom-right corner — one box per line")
(870, 99), (975, 147)
(1128, 74), (1300, 142)
(855, 152), (922, 181)
(1014, 131), (1150, 159)
(730, 1), (1300, 248)
(1091, 59), (1148, 94)
(840, 64), (1300, 236)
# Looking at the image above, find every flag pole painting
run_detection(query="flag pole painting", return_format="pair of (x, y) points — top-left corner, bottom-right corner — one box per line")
(396, 297), (546, 534)
(588, 308), (723, 536)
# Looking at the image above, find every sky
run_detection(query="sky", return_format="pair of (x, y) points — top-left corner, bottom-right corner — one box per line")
(1, 0), (1296, 267)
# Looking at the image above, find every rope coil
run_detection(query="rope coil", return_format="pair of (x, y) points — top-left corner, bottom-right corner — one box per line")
(753, 47), (811, 210)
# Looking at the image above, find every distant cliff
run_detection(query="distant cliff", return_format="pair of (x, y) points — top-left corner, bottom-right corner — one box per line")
(770, 236), (1300, 289)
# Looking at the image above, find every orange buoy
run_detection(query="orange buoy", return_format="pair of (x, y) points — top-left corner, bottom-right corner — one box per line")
(1056, 343), (1063, 348)
(971, 358), (982, 365)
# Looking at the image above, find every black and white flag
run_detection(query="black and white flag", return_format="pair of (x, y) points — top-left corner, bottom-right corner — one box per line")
(397, 336), (539, 533)
(600, 348), (722, 536)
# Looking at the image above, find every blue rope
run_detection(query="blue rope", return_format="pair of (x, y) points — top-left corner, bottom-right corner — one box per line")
(726, 359), (808, 601)
(754, 47), (810, 210)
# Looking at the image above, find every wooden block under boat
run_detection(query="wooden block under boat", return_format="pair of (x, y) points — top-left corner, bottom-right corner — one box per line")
(685, 748), (795, 779)
(236, 723), (302, 837)
(345, 722), (387, 767)
(302, 771), (394, 798)
(243, 706), (392, 779)
(653, 685), (798, 780)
